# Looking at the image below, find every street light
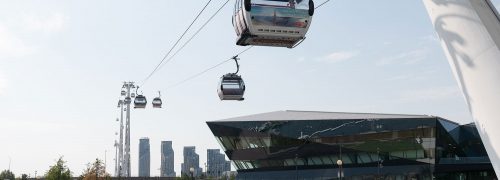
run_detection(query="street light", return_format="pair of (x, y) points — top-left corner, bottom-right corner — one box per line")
(336, 159), (343, 180)
(189, 167), (195, 180)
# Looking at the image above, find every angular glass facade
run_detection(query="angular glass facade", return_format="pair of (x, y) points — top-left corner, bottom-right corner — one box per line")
(207, 111), (495, 180)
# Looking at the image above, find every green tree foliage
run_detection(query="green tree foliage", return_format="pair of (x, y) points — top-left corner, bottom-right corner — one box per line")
(20, 174), (28, 180)
(175, 175), (192, 180)
(80, 158), (111, 180)
(44, 157), (72, 180)
(0, 170), (15, 180)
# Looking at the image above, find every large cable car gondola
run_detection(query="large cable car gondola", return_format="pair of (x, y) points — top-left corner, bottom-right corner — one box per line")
(134, 95), (147, 108)
(233, 0), (314, 48)
(152, 91), (162, 108)
(218, 56), (246, 101)
(134, 86), (147, 109)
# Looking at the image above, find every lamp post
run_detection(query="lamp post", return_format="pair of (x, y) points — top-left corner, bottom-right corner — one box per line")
(336, 159), (343, 180)
(337, 143), (343, 180)
(189, 167), (194, 180)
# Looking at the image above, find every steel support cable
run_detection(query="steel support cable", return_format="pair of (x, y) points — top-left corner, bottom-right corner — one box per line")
(157, 0), (230, 72)
(315, 0), (331, 9)
(140, 0), (212, 87)
(164, 46), (253, 90)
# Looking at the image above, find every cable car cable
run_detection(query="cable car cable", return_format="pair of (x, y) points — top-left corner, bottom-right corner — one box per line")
(164, 46), (253, 90)
(315, 0), (331, 9)
(157, 0), (230, 71)
(140, 0), (213, 87)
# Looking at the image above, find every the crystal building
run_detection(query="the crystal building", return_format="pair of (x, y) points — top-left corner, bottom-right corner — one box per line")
(207, 149), (231, 177)
(161, 141), (176, 177)
(138, 137), (150, 177)
(181, 146), (202, 177)
(207, 110), (496, 179)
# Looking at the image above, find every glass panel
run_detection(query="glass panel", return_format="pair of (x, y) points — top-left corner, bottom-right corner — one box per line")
(250, 4), (310, 28)
(295, 158), (305, 166)
(322, 156), (334, 165)
(244, 161), (254, 169)
(311, 157), (323, 165)
(222, 83), (242, 89)
(285, 159), (295, 166)
(341, 155), (352, 164)
(218, 136), (236, 150)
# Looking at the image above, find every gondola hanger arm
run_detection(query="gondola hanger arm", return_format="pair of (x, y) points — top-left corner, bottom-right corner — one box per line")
(232, 55), (240, 74)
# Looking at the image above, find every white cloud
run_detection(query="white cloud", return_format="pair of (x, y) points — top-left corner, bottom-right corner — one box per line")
(0, 25), (34, 58)
(420, 34), (439, 44)
(398, 86), (461, 103)
(383, 41), (393, 46)
(0, 72), (6, 95)
(0, 12), (68, 59)
(377, 48), (429, 66)
(0, 119), (70, 135)
(22, 12), (68, 33)
(321, 51), (358, 63)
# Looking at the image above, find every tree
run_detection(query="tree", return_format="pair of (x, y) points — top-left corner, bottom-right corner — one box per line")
(0, 170), (15, 180)
(80, 158), (110, 180)
(20, 174), (28, 180)
(44, 157), (72, 180)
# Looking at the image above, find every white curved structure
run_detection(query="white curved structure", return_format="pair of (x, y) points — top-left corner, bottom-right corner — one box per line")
(423, 0), (500, 174)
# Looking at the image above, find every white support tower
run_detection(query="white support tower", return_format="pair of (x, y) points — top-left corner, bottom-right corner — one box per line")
(423, 0), (500, 174)
(115, 82), (135, 177)
(123, 82), (135, 177)
(115, 98), (125, 177)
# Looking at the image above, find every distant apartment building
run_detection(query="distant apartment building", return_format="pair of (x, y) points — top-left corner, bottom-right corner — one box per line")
(207, 149), (231, 178)
(160, 141), (176, 177)
(181, 146), (202, 177)
(138, 137), (150, 177)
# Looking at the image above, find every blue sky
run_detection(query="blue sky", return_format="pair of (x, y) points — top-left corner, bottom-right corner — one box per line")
(1, 0), (499, 177)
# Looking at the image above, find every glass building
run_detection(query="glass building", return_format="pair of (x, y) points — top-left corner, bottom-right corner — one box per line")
(181, 146), (203, 177)
(138, 137), (150, 177)
(207, 149), (231, 177)
(206, 110), (496, 180)
(161, 141), (176, 177)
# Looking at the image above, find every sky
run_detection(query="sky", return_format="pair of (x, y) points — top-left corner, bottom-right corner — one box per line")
(1, 0), (500, 178)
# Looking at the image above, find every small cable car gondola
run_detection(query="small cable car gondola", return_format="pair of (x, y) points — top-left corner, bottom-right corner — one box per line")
(233, 0), (314, 48)
(218, 56), (246, 101)
(117, 100), (123, 108)
(131, 93), (136, 98)
(124, 97), (131, 104)
(133, 86), (147, 109)
(121, 90), (126, 96)
(152, 91), (162, 108)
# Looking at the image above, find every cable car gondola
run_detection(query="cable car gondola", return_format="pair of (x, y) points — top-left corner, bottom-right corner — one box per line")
(152, 91), (162, 108)
(218, 56), (246, 101)
(134, 95), (147, 109)
(133, 86), (147, 109)
(117, 100), (123, 108)
(124, 97), (131, 104)
(121, 90), (126, 96)
(131, 93), (136, 98)
(233, 0), (314, 48)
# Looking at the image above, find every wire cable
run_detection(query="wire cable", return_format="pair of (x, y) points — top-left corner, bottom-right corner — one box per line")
(315, 0), (331, 9)
(140, 0), (212, 87)
(164, 46), (254, 90)
(158, 0), (230, 71)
